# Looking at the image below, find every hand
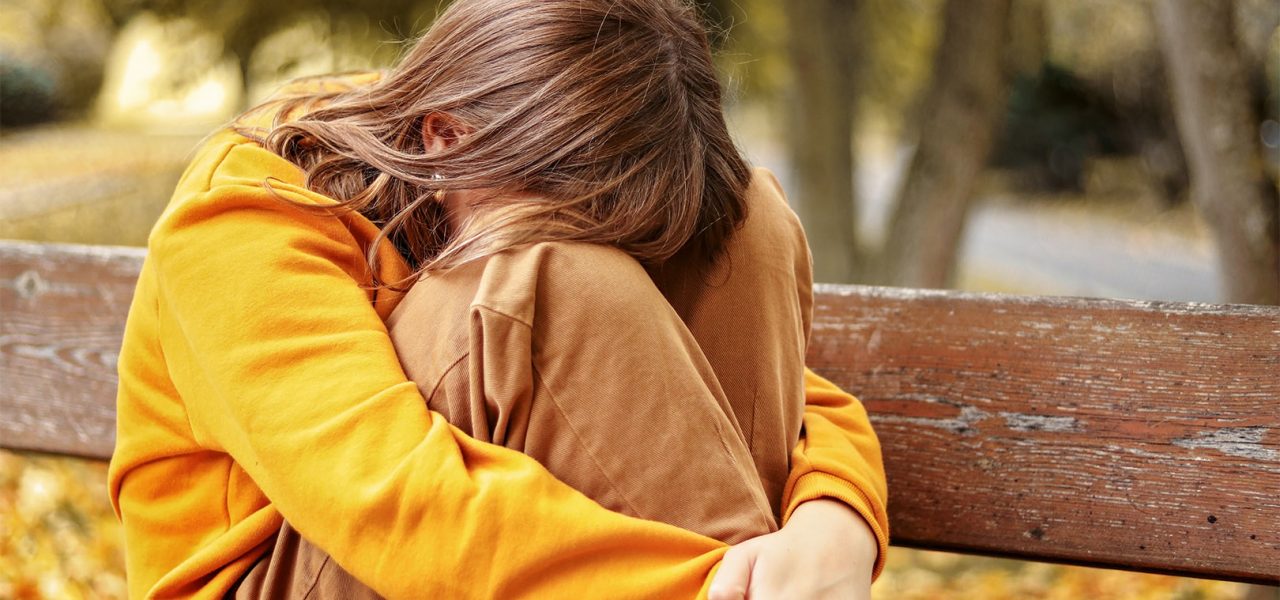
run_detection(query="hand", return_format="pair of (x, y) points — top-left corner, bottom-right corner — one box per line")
(708, 499), (878, 600)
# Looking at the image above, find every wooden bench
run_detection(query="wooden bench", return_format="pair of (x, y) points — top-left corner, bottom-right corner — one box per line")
(2, 239), (1277, 585)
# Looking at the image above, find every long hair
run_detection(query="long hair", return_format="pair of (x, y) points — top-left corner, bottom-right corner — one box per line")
(240, 0), (751, 288)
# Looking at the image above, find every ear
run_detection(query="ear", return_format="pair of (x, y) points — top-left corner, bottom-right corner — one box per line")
(422, 112), (470, 154)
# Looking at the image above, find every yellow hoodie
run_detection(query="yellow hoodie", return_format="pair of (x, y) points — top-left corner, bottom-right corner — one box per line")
(107, 93), (888, 599)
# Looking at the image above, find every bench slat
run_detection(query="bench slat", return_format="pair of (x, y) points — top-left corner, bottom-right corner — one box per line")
(2, 241), (142, 460)
(2, 240), (1278, 583)
(807, 285), (1279, 584)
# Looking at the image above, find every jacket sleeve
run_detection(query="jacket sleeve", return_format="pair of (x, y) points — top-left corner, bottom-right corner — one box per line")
(148, 182), (726, 599)
(786, 370), (891, 581)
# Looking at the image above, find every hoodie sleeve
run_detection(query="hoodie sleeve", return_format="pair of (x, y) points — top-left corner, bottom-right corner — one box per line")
(787, 370), (891, 581)
(147, 175), (726, 599)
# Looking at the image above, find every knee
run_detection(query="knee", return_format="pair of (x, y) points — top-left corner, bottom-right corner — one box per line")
(531, 242), (674, 327)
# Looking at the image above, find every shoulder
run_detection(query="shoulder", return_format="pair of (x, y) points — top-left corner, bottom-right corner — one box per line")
(171, 128), (309, 200)
(150, 124), (340, 240)
(144, 130), (370, 283)
(733, 166), (809, 256)
(165, 70), (386, 211)
(147, 134), (304, 241)
(744, 166), (802, 229)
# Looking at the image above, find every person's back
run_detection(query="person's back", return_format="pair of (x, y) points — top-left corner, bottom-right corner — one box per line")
(387, 166), (811, 542)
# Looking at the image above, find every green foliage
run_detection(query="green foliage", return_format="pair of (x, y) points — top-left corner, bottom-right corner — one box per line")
(0, 0), (115, 116)
(0, 55), (58, 128)
(856, 0), (944, 131)
(993, 63), (1127, 191)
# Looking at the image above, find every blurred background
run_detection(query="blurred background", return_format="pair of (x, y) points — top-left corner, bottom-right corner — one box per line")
(1, 0), (1276, 598)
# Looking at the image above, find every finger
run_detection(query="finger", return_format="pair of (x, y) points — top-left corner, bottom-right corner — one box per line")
(707, 545), (755, 600)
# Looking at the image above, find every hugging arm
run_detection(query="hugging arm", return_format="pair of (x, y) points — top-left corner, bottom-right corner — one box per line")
(139, 180), (725, 598)
(134, 171), (887, 597)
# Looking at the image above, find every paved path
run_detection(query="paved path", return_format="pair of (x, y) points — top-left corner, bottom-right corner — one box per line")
(960, 199), (1220, 303)
(748, 139), (1222, 304)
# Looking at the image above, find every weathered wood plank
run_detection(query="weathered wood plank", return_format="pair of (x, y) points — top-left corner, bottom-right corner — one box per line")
(1, 241), (143, 459)
(1, 240), (1278, 583)
(806, 284), (1280, 584)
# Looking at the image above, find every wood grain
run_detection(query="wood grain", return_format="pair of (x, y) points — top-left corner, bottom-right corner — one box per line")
(2, 240), (1277, 582)
(807, 284), (1280, 584)
(1, 241), (143, 459)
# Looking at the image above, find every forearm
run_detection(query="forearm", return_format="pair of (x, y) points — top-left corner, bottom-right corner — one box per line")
(785, 369), (890, 580)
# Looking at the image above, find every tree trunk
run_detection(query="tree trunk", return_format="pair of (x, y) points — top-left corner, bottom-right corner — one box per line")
(1007, 0), (1045, 78)
(1154, 0), (1280, 305)
(879, 0), (1012, 288)
(783, 0), (861, 283)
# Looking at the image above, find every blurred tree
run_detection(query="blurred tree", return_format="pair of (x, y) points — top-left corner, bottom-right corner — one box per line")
(1040, 0), (1191, 207)
(992, 0), (1189, 201)
(1006, 0), (1045, 76)
(856, 0), (943, 141)
(1154, 0), (1280, 304)
(99, 0), (442, 101)
(0, 54), (59, 127)
(0, 0), (115, 120)
(94, 0), (736, 111)
(880, 0), (1014, 288)
(783, 0), (862, 283)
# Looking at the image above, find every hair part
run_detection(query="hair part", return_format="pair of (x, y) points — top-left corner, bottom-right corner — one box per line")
(239, 0), (751, 289)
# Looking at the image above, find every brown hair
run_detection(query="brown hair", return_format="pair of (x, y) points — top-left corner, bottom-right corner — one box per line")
(240, 0), (751, 288)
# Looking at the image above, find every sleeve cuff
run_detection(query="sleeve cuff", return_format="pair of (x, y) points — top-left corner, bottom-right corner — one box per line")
(782, 470), (889, 582)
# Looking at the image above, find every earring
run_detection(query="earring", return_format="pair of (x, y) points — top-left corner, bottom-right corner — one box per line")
(431, 173), (445, 202)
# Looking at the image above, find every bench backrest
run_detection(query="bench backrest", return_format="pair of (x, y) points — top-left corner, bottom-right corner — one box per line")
(2, 239), (1277, 584)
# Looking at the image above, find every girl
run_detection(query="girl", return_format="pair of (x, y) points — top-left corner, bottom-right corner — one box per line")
(108, 0), (888, 598)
